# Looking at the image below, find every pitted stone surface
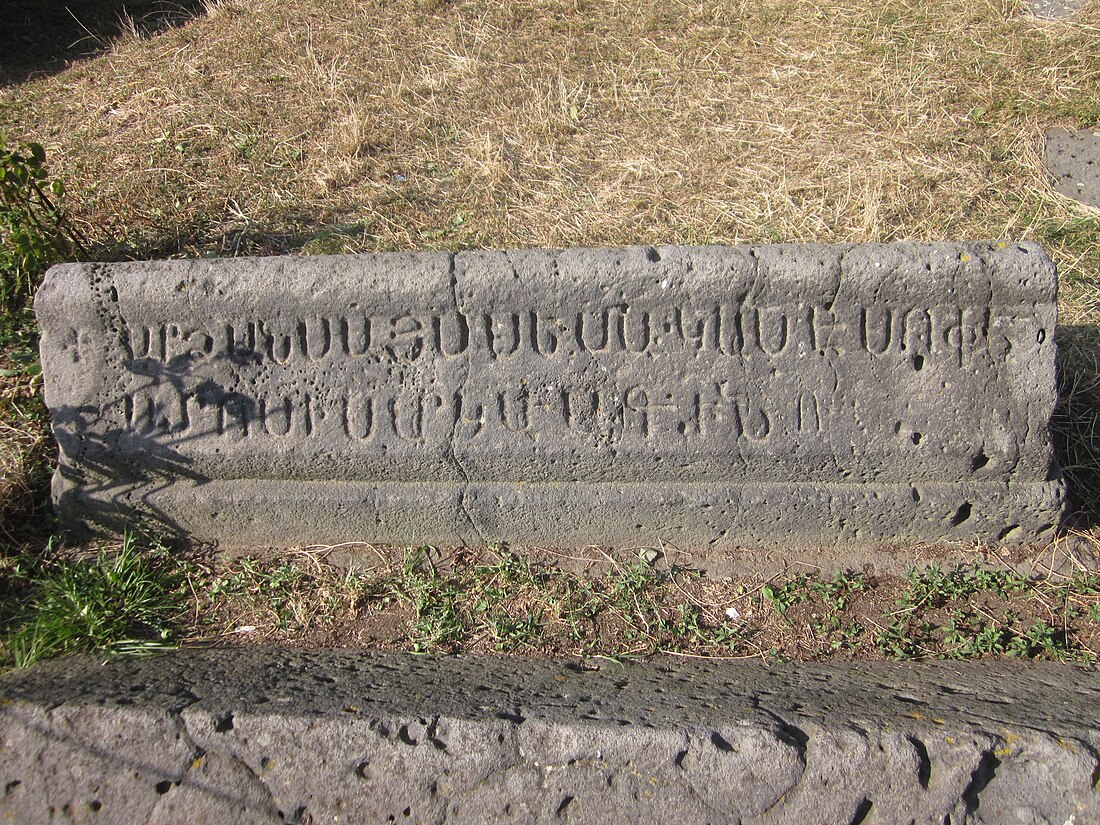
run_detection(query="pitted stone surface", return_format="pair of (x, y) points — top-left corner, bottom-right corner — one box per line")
(36, 242), (1064, 548)
(1045, 128), (1100, 208)
(1, 651), (1098, 824)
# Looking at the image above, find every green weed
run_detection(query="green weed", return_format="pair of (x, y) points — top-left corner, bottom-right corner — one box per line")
(901, 565), (1027, 609)
(761, 574), (810, 617)
(391, 547), (466, 652)
(874, 619), (922, 660)
(0, 136), (87, 309)
(3, 531), (185, 669)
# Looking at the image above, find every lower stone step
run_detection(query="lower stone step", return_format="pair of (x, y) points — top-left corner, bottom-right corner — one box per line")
(2, 650), (1097, 823)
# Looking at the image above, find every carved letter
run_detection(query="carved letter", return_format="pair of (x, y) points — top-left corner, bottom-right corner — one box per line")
(577, 307), (619, 353)
(485, 313), (521, 358)
(436, 313), (470, 357)
(261, 396), (294, 437)
(389, 316), (425, 362)
(755, 308), (789, 355)
(861, 308), (892, 355)
(797, 391), (822, 434)
(622, 307), (651, 353)
(343, 392), (375, 440)
(341, 316), (371, 356)
(739, 399), (770, 441)
(499, 389), (531, 433)
(299, 318), (332, 361)
(226, 321), (259, 360)
(903, 309), (932, 355)
(531, 312), (563, 356)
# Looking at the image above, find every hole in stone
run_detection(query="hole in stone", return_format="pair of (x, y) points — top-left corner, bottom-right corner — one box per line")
(89, 800), (103, 812)
(154, 780), (172, 795)
(674, 750), (688, 767)
(971, 450), (989, 471)
(849, 797), (873, 825)
(645, 247), (661, 263)
(911, 488), (921, 503)
(911, 432), (923, 445)
(214, 713), (234, 733)
(403, 807), (412, 818)
(907, 736), (932, 789)
(710, 732), (734, 752)
(1037, 328), (1046, 344)
(912, 354), (924, 371)
(555, 796), (574, 817)
(951, 502), (972, 526)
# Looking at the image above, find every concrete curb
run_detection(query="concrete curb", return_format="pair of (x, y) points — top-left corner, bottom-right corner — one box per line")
(2, 650), (1097, 823)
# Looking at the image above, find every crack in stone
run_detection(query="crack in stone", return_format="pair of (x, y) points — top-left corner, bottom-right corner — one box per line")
(448, 254), (486, 545)
(176, 710), (290, 821)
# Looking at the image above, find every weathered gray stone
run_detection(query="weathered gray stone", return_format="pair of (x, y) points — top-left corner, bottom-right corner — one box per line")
(1045, 127), (1100, 208)
(36, 242), (1064, 548)
(1, 651), (1098, 824)
(1028, 0), (1088, 19)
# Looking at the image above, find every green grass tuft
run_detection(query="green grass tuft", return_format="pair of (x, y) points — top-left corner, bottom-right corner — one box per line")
(3, 530), (186, 669)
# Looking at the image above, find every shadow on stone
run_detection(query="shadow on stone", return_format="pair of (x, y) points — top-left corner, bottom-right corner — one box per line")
(0, 0), (210, 86)
(50, 348), (254, 541)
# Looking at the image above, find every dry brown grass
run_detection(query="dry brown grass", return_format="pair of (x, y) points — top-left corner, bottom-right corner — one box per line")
(1, 0), (1098, 266)
(0, 387), (50, 544)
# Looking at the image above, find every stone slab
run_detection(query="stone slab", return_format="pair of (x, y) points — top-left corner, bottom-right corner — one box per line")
(2, 650), (1098, 824)
(36, 242), (1065, 549)
(1028, 0), (1088, 19)
(1045, 127), (1100, 208)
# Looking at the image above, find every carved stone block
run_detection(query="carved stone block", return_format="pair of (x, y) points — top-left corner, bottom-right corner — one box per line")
(37, 242), (1065, 547)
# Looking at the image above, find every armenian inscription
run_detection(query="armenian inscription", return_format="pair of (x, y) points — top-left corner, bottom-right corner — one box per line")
(38, 243), (1065, 547)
